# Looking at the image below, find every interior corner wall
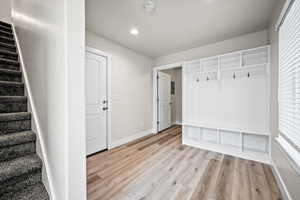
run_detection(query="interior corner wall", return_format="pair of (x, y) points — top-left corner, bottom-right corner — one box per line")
(86, 30), (153, 145)
(269, 1), (300, 199)
(0, 0), (12, 23)
(154, 30), (269, 66)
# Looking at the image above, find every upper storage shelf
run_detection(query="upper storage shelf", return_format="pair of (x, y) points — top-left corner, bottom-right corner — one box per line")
(220, 52), (241, 70)
(184, 46), (270, 81)
(242, 46), (269, 66)
(201, 56), (218, 73)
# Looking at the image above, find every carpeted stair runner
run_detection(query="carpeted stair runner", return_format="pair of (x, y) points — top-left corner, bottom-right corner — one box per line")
(0, 20), (49, 200)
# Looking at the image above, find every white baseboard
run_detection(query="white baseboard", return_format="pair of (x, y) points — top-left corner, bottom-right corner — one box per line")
(174, 121), (182, 125)
(109, 129), (153, 149)
(271, 163), (293, 200)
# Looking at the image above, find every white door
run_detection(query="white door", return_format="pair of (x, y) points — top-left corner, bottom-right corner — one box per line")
(158, 71), (172, 132)
(86, 51), (108, 155)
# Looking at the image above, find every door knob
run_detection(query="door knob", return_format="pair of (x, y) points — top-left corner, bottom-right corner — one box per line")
(102, 107), (108, 111)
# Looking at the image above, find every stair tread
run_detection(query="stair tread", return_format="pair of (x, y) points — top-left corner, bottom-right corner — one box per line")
(0, 25), (12, 33)
(0, 112), (31, 122)
(0, 81), (24, 96)
(0, 154), (42, 183)
(0, 183), (49, 200)
(0, 21), (11, 28)
(0, 96), (27, 101)
(0, 29), (13, 35)
(0, 57), (19, 64)
(0, 131), (35, 148)
(0, 35), (14, 41)
(0, 49), (17, 55)
(0, 68), (21, 74)
(0, 80), (23, 85)
(0, 68), (22, 83)
(0, 41), (15, 48)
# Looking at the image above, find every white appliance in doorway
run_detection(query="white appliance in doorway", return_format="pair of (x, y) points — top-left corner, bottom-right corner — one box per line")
(158, 71), (172, 132)
(85, 50), (108, 155)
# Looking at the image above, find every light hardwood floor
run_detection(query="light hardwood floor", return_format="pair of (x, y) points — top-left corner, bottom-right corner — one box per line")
(87, 126), (282, 200)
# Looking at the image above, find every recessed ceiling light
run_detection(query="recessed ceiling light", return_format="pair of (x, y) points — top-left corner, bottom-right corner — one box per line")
(130, 28), (139, 35)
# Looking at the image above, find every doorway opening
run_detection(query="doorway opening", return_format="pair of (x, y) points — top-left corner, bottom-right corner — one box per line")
(154, 65), (182, 133)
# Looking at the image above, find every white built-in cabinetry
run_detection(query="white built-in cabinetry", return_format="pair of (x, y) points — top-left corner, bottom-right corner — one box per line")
(182, 46), (271, 163)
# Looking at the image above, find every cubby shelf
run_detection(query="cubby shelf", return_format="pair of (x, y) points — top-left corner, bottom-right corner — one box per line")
(183, 137), (271, 164)
(183, 122), (270, 136)
(183, 124), (271, 164)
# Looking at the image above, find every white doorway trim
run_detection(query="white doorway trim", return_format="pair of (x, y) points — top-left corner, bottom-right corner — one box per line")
(86, 46), (112, 149)
(152, 62), (184, 134)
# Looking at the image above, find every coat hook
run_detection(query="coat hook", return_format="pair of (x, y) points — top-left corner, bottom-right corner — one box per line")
(233, 73), (236, 79)
(247, 72), (250, 78)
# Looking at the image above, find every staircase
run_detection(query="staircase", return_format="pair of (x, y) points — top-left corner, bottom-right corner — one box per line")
(0, 21), (49, 200)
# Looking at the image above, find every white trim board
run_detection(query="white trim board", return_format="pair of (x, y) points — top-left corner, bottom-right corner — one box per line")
(276, 0), (294, 30)
(276, 136), (300, 176)
(85, 47), (112, 150)
(110, 129), (153, 149)
(12, 24), (56, 199)
(153, 62), (184, 71)
(271, 163), (293, 200)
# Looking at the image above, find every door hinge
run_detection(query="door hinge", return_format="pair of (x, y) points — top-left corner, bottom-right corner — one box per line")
(157, 75), (159, 79)
(157, 121), (159, 125)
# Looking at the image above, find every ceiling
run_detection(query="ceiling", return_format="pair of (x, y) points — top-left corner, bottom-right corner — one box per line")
(86, 0), (277, 58)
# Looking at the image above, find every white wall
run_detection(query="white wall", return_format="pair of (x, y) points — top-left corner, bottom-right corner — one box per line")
(154, 30), (269, 66)
(269, 1), (300, 199)
(0, 0), (11, 23)
(161, 68), (182, 124)
(86, 31), (153, 145)
(12, 0), (86, 199)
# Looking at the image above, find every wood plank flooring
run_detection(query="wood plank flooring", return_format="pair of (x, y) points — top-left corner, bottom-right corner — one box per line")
(87, 126), (282, 200)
